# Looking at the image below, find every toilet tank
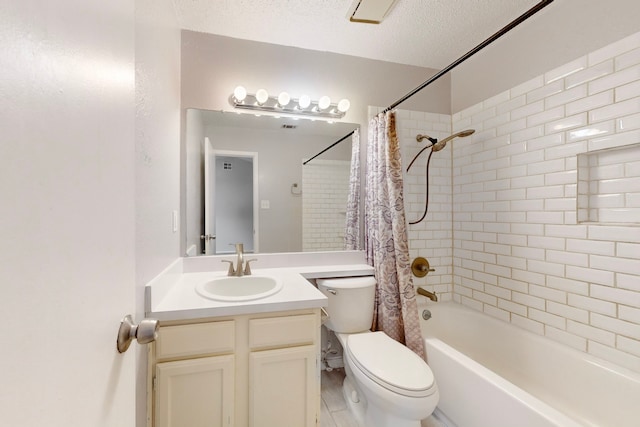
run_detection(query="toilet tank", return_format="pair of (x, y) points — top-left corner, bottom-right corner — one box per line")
(317, 277), (376, 333)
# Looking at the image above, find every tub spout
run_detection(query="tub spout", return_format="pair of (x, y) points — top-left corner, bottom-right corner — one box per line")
(417, 287), (438, 302)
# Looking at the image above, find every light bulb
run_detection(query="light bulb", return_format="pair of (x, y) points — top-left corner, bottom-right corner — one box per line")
(337, 98), (351, 113)
(298, 94), (311, 109)
(256, 89), (269, 105)
(277, 92), (290, 107)
(318, 96), (331, 110)
(233, 85), (247, 102)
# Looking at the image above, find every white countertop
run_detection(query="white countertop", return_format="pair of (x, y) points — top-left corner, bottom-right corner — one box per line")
(146, 261), (374, 321)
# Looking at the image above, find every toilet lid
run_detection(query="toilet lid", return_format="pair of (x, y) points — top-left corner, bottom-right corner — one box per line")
(346, 331), (436, 398)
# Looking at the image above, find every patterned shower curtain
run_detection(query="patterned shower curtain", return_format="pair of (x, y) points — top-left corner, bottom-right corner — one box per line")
(365, 111), (426, 359)
(344, 129), (360, 250)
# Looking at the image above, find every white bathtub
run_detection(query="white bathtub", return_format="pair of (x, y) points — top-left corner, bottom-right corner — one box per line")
(420, 302), (640, 427)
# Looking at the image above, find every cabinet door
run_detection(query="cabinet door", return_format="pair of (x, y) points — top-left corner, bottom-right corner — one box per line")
(156, 355), (234, 427)
(249, 345), (318, 427)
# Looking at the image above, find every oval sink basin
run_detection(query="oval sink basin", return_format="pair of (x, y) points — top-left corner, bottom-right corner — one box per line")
(195, 275), (283, 302)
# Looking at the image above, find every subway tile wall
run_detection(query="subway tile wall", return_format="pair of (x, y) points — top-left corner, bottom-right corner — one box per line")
(302, 159), (351, 251)
(369, 106), (455, 300)
(577, 145), (640, 223)
(451, 31), (640, 372)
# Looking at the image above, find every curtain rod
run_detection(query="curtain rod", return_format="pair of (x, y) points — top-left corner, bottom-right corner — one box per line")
(302, 131), (355, 165)
(303, 0), (554, 165)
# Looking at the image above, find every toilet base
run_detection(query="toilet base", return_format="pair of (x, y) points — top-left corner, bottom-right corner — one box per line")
(341, 375), (366, 427)
(342, 374), (427, 427)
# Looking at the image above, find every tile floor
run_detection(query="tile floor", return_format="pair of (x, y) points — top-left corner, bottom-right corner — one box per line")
(320, 369), (447, 427)
(320, 369), (359, 427)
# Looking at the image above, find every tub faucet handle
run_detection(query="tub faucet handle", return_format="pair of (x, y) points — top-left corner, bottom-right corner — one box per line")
(411, 257), (435, 278)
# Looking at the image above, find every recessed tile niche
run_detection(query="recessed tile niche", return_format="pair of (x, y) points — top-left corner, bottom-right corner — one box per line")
(577, 144), (640, 224)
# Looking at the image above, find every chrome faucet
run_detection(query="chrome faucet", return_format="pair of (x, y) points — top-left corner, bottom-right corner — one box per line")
(221, 243), (257, 277)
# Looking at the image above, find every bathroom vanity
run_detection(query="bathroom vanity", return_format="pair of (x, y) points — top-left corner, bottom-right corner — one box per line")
(145, 255), (373, 427)
(150, 308), (320, 427)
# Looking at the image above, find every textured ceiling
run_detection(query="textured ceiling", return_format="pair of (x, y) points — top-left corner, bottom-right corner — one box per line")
(172, 0), (541, 69)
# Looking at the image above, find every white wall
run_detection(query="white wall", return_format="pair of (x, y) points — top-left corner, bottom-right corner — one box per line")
(135, 0), (181, 287)
(0, 1), (137, 425)
(451, 32), (640, 372)
(451, 0), (640, 112)
(134, 1), (181, 426)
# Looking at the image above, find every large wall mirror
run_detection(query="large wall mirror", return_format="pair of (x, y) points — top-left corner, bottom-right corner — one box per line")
(185, 108), (360, 256)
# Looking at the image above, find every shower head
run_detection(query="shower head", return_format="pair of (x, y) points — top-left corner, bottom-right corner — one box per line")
(416, 134), (438, 144)
(407, 129), (476, 173)
(431, 129), (475, 152)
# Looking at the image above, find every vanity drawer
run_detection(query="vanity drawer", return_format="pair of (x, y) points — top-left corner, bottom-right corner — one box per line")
(156, 321), (235, 360)
(249, 314), (317, 350)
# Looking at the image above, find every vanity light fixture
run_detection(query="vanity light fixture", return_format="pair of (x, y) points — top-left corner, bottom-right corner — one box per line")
(229, 87), (350, 119)
(318, 95), (331, 111)
(233, 86), (248, 103)
(255, 88), (269, 105)
(337, 98), (351, 113)
(298, 94), (311, 109)
(277, 91), (291, 107)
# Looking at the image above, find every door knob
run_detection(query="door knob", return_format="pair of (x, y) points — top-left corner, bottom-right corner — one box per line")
(117, 315), (159, 353)
(200, 234), (216, 241)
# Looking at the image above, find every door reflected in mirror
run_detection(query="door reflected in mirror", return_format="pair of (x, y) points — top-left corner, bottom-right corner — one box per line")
(185, 109), (361, 256)
(204, 140), (258, 255)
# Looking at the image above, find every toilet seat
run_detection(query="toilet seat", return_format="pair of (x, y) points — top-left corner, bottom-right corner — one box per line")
(346, 331), (436, 398)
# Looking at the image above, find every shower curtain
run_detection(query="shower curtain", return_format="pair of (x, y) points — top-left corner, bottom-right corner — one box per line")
(344, 129), (360, 250)
(365, 111), (426, 359)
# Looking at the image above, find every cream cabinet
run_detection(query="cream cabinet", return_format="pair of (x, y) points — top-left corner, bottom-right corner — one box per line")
(155, 355), (235, 427)
(249, 346), (317, 427)
(148, 309), (321, 427)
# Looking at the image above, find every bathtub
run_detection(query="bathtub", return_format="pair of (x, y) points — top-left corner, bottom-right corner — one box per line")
(420, 302), (640, 427)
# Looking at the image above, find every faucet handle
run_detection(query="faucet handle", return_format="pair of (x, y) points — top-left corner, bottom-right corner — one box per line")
(244, 259), (258, 275)
(411, 257), (435, 278)
(221, 260), (235, 276)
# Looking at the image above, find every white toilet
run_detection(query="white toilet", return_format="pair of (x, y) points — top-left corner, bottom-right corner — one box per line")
(318, 277), (439, 427)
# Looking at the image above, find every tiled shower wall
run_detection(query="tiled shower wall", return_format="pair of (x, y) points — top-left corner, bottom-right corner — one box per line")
(302, 159), (351, 251)
(451, 31), (640, 372)
(370, 106), (454, 300)
(401, 111), (455, 300)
